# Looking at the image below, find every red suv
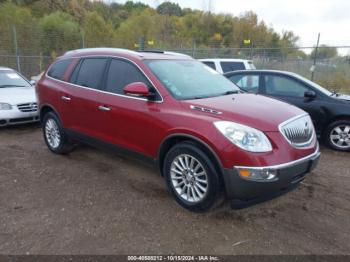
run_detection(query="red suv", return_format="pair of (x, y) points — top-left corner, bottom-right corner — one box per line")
(36, 48), (320, 212)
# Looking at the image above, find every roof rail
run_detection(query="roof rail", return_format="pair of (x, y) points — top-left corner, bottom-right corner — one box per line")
(138, 50), (191, 58)
(137, 50), (164, 53)
(64, 48), (143, 57)
(164, 51), (191, 57)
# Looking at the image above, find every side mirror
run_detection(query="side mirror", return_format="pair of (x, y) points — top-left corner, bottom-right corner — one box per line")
(304, 90), (316, 99)
(30, 80), (36, 86)
(123, 82), (154, 98)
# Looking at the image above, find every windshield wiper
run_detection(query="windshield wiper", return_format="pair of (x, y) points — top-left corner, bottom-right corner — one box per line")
(222, 90), (240, 95)
(0, 84), (27, 88)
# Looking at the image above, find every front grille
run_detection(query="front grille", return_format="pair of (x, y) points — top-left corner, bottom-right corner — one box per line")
(17, 103), (38, 112)
(279, 114), (314, 147)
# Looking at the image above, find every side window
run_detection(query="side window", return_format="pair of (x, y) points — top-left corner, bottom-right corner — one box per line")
(47, 59), (73, 80)
(202, 61), (216, 70)
(265, 75), (309, 97)
(220, 62), (245, 73)
(230, 74), (259, 93)
(105, 59), (150, 95)
(75, 58), (108, 89)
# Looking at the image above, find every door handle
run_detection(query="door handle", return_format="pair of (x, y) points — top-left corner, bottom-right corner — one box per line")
(98, 105), (110, 111)
(61, 96), (71, 101)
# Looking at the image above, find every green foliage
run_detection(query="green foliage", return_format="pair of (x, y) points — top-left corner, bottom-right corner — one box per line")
(83, 11), (115, 47)
(0, 2), (39, 55)
(115, 8), (158, 48)
(0, 0), (303, 54)
(39, 11), (81, 55)
(157, 1), (183, 16)
(0, 0), (304, 52)
(311, 45), (338, 60)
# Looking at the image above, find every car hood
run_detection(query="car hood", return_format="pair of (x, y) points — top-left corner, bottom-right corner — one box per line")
(0, 86), (37, 105)
(181, 93), (306, 132)
(335, 94), (350, 101)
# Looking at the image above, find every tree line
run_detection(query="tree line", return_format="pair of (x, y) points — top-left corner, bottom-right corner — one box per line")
(0, 0), (338, 60)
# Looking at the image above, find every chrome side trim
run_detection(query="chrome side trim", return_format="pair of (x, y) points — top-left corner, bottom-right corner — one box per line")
(278, 113), (315, 148)
(234, 144), (320, 170)
(45, 55), (164, 103)
(190, 105), (222, 115)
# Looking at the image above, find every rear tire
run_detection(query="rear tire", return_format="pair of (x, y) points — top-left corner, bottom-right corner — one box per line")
(163, 142), (222, 212)
(324, 120), (350, 151)
(42, 112), (73, 154)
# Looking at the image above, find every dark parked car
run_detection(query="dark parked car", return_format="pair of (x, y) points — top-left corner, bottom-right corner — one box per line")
(36, 49), (320, 212)
(225, 70), (350, 151)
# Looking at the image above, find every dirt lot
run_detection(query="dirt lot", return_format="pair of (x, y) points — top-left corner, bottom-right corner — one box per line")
(0, 124), (349, 255)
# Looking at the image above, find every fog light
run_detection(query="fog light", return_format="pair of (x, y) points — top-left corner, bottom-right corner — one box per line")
(237, 168), (278, 182)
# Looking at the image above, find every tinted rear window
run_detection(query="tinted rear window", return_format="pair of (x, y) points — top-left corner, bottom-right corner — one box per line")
(75, 58), (108, 90)
(220, 62), (245, 73)
(48, 59), (73, 80)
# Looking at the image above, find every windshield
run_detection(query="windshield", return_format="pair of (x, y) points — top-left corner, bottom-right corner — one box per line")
(0, 70), (31, 88)
(145, 60), (240, 100)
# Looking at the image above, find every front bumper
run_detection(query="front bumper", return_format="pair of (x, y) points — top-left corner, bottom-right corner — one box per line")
(0, 109), (39, 126)
(222, 148), (321, 209)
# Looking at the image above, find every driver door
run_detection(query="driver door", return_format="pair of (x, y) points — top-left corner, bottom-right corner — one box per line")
(262, 73), (323, 130)
(97, 58), (162, 156)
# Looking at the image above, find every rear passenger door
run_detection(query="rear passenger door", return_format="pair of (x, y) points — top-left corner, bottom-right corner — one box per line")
(60, 57), (108, 138)
(97, 58), (162, 156)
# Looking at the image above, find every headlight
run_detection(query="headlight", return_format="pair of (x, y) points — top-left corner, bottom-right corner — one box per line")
(0, 103), (12, 110)
(214, 121), (272, 152)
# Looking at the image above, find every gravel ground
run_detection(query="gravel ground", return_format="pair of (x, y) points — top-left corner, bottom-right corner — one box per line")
(0, 124), (349, 255)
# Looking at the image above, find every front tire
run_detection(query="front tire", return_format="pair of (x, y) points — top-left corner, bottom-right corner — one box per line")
(163, 142), (222, 212)
(42, 112), (73, 154)
(324, 120), (350, 151)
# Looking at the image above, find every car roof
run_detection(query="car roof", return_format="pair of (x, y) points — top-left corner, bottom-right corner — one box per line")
(199, 58), (252, 62)
(60, 48), (193, 61)
(0, 67), (14, 71)
(224, 69), (299, 76)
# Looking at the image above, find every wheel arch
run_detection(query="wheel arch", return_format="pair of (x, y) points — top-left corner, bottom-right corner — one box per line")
(39, 104), (61, 123)
(157, 133), (224, 178)
(322, 114), (350, 137)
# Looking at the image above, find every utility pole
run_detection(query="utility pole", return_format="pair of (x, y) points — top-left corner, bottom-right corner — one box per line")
(311, 33), (320, 81)
(12, 26), (21, 73)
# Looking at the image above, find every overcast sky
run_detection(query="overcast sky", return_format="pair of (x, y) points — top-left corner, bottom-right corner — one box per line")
(111, 0), (350, 49)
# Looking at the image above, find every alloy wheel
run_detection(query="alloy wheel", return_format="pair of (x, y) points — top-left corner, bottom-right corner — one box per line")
(170, 154), (208, 203)
(330, 125), (350, 149)
(45, 118), (61, 149)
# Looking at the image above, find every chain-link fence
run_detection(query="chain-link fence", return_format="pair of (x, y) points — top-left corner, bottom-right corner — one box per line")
(165, 46), (350, 93)
(1, 25), (349, 93)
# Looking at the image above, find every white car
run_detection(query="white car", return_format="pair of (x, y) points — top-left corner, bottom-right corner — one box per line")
(0, 67), (39, 126)
(199, 58), (256, 74)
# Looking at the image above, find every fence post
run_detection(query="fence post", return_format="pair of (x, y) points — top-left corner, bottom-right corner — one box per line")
(192, 39), (196, 58)
(12, 25), (21, 73)
(311, 33), (320, 81)
(81, 31), (85, 48)
(139, 37), (145, 51)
